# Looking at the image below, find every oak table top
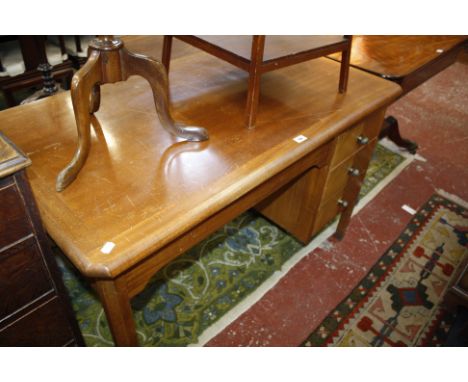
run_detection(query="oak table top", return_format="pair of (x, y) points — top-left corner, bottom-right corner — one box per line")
(0, 37), (401, 282)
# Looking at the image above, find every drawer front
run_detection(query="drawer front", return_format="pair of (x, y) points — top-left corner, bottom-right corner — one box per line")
(0, 237), (54, 320)
(323, 156), (355, 202)
(312, 191), (348, 236)
(0, 297), (75, 346)
(323, 139), (376, 202)
(331, 114), (381, 169)
(331, 122), (366, 168)
(0, 183), (33, 250)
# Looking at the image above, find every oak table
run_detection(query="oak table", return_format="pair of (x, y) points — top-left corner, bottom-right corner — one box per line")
(0, 38), (401, 345)
(329, 35), (467, 153)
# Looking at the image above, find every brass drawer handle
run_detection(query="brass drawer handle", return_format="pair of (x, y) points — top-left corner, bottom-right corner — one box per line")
(337, 199), (349, 208)
(356, 135), (369, 145)
(348, 167), (360, 177)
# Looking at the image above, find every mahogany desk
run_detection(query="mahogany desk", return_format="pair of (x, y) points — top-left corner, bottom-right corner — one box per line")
(0, 38), (401, 345)
(329, 36), (467, 153)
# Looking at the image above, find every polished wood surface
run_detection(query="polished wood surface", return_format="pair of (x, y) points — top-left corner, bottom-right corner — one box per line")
(0, 37), (401, 280)
(163, 35), (352, 128)
(329, 36), (467, 81)
(56, 36), (208, 192)
(0, 36), (401, 345)
(257, 109), (384, 243)
(330, 35), (467, 154)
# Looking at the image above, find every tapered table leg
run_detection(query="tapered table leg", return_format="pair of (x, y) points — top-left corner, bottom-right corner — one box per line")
(245, 36), (265, 129)
(338, 36), (352, 93)
(93, 278), (139, 346)
(162, 35), (173, 72)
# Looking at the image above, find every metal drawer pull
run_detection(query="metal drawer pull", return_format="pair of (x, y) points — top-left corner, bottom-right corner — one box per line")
(356, 135), (369, 145)
(348, 167), (360, 177)
(337, 199), (349, 208)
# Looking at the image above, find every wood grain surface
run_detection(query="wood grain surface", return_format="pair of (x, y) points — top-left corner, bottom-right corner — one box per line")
(328, 35), (466, 79)
(0, 36), (401, 280)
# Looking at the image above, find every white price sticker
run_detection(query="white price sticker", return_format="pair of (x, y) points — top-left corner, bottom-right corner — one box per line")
(293, 135), (308, 143)
(100, 242), (116, 254)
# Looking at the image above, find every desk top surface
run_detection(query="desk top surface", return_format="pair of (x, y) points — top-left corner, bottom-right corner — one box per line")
(330, 36), (466, 79)
(0, 36), (401, 278)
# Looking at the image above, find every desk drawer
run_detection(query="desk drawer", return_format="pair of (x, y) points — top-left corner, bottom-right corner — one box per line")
(331, 116), (381, 169)
(0, 183), (33, 250)
(312, 191), (348, 236)
(323, 156), (355, 202)
(323, 139), (376, 203)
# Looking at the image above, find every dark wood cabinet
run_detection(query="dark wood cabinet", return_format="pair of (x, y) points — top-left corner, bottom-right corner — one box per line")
(0, 132), (84, 346)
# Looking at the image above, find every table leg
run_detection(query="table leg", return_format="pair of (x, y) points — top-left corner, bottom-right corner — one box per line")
(93, 278), (139, 346)
(245, 35), (265, 129)
(379, 115), (418, 154)
(338, 35), (352, 93)
(162, 35), (173, 72)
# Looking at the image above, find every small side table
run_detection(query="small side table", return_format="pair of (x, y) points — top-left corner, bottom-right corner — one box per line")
(162, 35), (352, 128)
(328, 35), (468, 153)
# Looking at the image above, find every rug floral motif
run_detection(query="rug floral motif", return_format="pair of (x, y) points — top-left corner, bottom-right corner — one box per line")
(302, 194), (468, 347)
(56, 143), (404, 346)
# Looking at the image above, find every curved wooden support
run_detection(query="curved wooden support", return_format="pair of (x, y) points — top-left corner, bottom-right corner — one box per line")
(122, 49), (208, 142)
(56, 50), (102, 191)
(56, 36), (209, 192)
(90, 84), (101, 113)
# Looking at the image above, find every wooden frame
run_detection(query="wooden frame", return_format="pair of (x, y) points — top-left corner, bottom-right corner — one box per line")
(162, 35), (352, 129)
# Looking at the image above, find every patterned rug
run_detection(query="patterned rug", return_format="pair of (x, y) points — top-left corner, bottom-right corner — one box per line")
(56, 143), (405, 346)
(302, 194), (468, 347)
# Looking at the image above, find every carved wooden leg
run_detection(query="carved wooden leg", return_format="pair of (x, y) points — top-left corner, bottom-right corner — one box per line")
(379, 116), (418, 154)
(122, 49), (208, 141)
(162, 35), (173, 72)
(90, 84), (101, 113)
(93, 278), (139, 346)
(245, 36), (265, 129)
(56, 50), (102, 191)
(339, 36), (352, 93)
